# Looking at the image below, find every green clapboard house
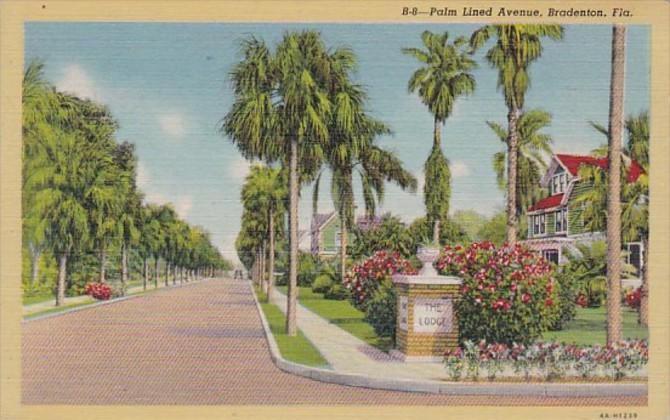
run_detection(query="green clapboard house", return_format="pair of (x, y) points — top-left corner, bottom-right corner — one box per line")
(521, 153), (645, 281)
(310, 212), (381, 257)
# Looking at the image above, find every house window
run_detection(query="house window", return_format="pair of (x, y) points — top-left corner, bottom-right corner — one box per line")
(533, 215), (540, 235)
(555, 208), (567, 233)
(551, 173), (568, 195)
(335, 231), (342, 248)
(542, 249), (559, 265)
(539, 214), (545, 235)
(532, 214), (545, 236)
(624, 242), (643, 278)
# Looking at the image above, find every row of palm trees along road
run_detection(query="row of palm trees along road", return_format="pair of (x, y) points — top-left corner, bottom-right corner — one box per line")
(224, 23), (648, 346)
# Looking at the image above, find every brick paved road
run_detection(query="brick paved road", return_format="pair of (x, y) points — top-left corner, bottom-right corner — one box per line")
(22, 278), (646, 405)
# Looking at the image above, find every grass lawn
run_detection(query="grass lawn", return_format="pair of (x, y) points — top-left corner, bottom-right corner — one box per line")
(542, 306), (648, 345)
(23, 300), (96, 320)
(277, 286), (394, 352)
(255, 288), (329, 368)
(22, 291), (55, 305)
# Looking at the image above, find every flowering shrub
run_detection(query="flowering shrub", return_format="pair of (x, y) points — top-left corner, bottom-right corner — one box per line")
(436, 242), (560, 345)
(84, 282), (112, 300)
(624, 287), (641, 309)
(444, 339), (648, 381)
(343, 250), (417, 311)
(575, 293), (589, 308)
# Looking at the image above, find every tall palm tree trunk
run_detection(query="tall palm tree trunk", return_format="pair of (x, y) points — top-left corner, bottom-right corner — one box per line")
(56, 253), (67, 306)
(639, 237), (649, 325)
(143, 257), (148, 291)
(99, 248), (107, 283)
(30, 246), (41, 286)
(286, 138), (299, 336)
(267, 208), (275, 303)
(173, 264), (177, 285)
(432, 117), (442, 244)
(506, 107), (521, 245)
(606, 24), (626, 345)
(121, 242), (128, 295)
(154, 257), (159, 288)
(340, 216), (347, 283)
(261, 241), (268, 294)
(165, 262), (170, 287)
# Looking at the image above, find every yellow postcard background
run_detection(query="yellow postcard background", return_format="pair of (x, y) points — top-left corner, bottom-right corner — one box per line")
(1, 1), (668, 419)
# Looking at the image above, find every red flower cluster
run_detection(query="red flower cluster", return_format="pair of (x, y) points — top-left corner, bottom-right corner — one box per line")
(575, 293), (589, 308)
(436, 242), (560, 345)
(624, 287), (641, 309)
(84, 282), (112, 300)
(344, 250), (416, 309)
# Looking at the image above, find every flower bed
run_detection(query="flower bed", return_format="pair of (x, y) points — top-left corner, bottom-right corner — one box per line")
(444, 339), (648, 382)
(84, 282), (112, 300)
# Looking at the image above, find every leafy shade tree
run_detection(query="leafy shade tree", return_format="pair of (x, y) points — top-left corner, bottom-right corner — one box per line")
(488, 109), (553, 216)
(408, 216), (470, 248)
(403, 31), (476, 244)
(349, 214), (416, 260)
(224, 31), (373, 335)
(470, 24), (564, 244)
(475, 211), (508, 247)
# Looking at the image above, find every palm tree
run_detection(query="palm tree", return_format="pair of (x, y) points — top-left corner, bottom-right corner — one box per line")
(605, 24), (627, 344)
(403, 31), (476, 243)
(470, 25), (564, 244)
(114, 142), (141, 294)
(24, 94), (118, 305)
(223, 31), (346, 336)
(241, 165), (286, 301)
(488, 109), (553, 216)
(577, 112), (649, 327)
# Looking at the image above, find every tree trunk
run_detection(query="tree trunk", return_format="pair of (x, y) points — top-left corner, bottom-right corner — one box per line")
(154, 257), (159, 288)
(606, 24), (626, 345)
(432, 116), (442, 244)
(165, 262), (170, 287)
(506, 107), (520, 245)
(180, 266), (184, 284)
(286, 137), (299, 336)
(173, 264), (177, 285)
(267, 208), (275, 303)
(99, 248), (107, 283)
(639, 237), (649, 325)
(261, 242), (268, 294)
(121, 242), (128, 296)
(56, 253), (67, 306)
(30, 245), (41, 286)
(143, 257), (148, 291)
(340, 216), (347, 283)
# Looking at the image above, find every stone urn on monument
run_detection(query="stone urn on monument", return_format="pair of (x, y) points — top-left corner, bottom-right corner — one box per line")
(391, 245), (462, 362)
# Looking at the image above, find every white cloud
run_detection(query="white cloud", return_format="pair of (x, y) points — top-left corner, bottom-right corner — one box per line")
(451, 161), (471, 178)
(136, 162), (150, 189)
(56, 64), (100, 100)
(158, 113), (186, 138)
(143, 190), (193, 219)
(228, 157), (252, 181)
(173, 196), (193, 219)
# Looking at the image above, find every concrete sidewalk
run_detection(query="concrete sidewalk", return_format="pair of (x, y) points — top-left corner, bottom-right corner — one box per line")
(270, 290), (450, 382)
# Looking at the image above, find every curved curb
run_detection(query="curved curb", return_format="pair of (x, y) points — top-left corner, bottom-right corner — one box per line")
(250, 285), (647, 397)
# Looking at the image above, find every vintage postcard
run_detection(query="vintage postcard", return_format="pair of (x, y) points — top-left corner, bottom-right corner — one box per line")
(1, 1), (668, 419)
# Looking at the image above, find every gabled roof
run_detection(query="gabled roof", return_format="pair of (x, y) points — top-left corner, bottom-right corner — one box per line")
(529, 193), (564, 212)
(554, 153), (644, 183)
(311, 212), (336, 231)
(356, 215), (382, 232)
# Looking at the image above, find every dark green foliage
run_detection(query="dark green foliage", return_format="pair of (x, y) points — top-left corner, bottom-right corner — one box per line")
(363, 279), (397, 339)
(408, 216), (470, 247)
(549, 266), (578, 331)
(312, 274), (334, 294)
(475, 211), (507, 246)
(350, 214), (416, 259)
(424, 145), (451, 234)
(324, 283), (349, 300)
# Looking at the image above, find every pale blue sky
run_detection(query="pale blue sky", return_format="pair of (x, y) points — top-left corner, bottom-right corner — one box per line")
(25, 23), (650, 262)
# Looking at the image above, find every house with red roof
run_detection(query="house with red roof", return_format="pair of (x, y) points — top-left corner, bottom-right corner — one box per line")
(521, 153), (644, 281)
